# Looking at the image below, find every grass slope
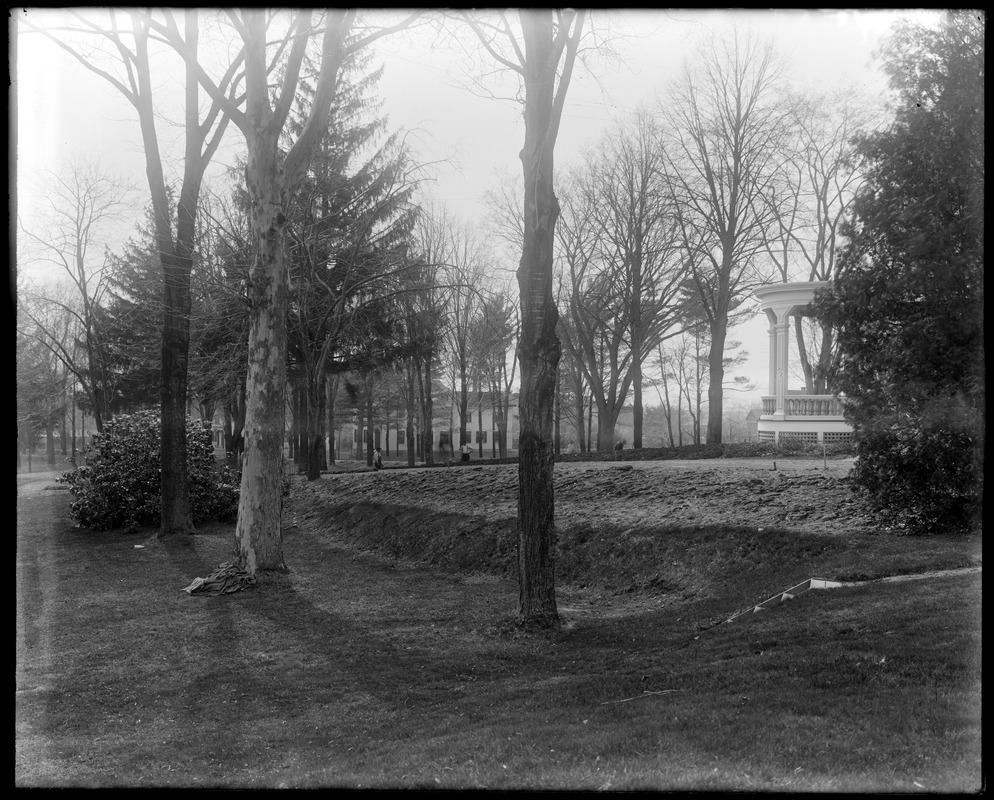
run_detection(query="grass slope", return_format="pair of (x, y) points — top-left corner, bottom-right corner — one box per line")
(15, 465), (982, 791)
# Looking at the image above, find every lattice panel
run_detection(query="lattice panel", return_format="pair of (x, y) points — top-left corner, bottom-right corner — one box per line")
(779, 431), (818, 443)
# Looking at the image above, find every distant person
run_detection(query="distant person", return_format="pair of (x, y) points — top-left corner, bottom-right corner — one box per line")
(460, 442), (472, 462)
(373, 447), (383, 470)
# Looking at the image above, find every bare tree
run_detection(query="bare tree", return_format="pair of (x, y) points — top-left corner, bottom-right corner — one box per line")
(764, 88), (871, 393)
(472, 287), (519, 459)
(661, 28), (795, 443)
(556, 171), (631, 452)
(18, 161), (130, 432)
(438, 217), (490, 451)
(657, 323), (758, 446)
(460, 9), (586, 627)
(172, 9), (418, 574)
(24, 9), (240, 536)
(583, 111), (687, 449)
(402, 203), (456, 467)
(188, 187), (257, 463)
(16, 293), (73, 466)
(651, 342), (679, 447)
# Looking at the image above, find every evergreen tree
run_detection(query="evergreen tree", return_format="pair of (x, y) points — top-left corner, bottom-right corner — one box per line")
(102, 231), (163, 413)
(189, 192), (252, 461)
(283, 42), (419, 479)
(813, 11), (984, 532)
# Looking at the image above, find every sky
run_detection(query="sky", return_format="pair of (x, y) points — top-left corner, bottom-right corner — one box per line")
(12, 8), (943, 407)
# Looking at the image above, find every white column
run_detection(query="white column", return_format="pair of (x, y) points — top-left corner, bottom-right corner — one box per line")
(775, 315), (790, 416)
(768, 321), (777, 396)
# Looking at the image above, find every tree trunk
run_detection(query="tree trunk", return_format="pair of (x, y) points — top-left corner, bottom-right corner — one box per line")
(515, 12), (567, 627)
(232, 8), (357, 575)
(286, 382), (295, 462)
(494, 390), (507, 459)
(553, 370), (562, 456)
(224, 386), (246, 463)
(70, 403), (77, 465)
(595, 400), (619, 453)
(816, 325), (832, 395)
(366, 393), (374, 467)
(477, 386), (484, 459)
(45, 422), (56, 466)
(84, 345), (105, 434)
(292, 381), (307, 466)
(158, 245), (195, 536)
(587, 394), (594, 452)
(573, 374), (586, 454)
(326, 374), (337, 466)
(139, 11), (206, 539)
(662, 372), (675, 448)
(632, 360), (643, 449)
(794, 315), (816, 393)
(706, 318), (727, 444)
(418, 360), (435, 467)
(458, 369), (469, 447)
(234, 140), (289, 575)
(405, 363), (417, 467)
(304, 371), (326, 481)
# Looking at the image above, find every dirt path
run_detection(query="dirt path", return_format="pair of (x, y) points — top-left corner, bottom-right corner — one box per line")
(16, 469), (74, 778)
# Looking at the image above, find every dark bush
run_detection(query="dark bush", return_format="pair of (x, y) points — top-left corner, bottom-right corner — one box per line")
(60, 410), (240, 531)
(852, 416), (982, 534)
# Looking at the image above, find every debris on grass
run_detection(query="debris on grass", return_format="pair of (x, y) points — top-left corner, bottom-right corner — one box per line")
(182, 562), (256, 596)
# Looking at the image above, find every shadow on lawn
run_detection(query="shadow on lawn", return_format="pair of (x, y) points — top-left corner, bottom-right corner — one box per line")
(17, 472), (982, 790)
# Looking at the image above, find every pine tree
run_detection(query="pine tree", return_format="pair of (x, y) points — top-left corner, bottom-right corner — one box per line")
(283, 42), (419, 480)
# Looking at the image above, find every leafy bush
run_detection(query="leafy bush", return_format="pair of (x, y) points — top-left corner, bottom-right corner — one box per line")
(60, 410), (240, 531)
(852, 415), (982, 534)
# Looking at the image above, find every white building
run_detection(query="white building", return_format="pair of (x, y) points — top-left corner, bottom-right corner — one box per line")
(754, 281), (853, 445)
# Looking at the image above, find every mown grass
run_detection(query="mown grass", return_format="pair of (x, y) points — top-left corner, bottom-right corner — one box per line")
(16, 475), (981, 791)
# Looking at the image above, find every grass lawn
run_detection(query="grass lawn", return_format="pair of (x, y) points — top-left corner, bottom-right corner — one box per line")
(16, 467), (982, 790)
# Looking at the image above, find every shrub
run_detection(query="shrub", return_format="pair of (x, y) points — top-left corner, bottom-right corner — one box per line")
(852, 415), (982, 534)
(60, 410), (240, 531)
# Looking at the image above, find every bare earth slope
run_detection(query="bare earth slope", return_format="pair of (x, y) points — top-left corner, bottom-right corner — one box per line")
(294, 458), (872, 537)
(289, 457), (980, 623)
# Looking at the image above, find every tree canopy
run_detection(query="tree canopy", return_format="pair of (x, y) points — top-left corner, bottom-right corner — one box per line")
(813, 10), (984, 531)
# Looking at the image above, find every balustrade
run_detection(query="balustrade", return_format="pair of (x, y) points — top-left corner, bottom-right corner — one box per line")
(761, 395), (844, 417)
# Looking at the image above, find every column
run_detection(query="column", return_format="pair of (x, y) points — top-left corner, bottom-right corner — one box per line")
(767, 319), (777, 396)
(775, 314), (790, 416)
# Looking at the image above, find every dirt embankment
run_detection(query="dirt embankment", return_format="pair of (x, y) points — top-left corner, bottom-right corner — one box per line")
(288, 460), (885, 604)
(287, 458), (982, 621)
(292, 459), (875, 539)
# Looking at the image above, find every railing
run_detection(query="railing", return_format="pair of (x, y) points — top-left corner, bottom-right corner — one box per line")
(761, 395), (845, 417)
